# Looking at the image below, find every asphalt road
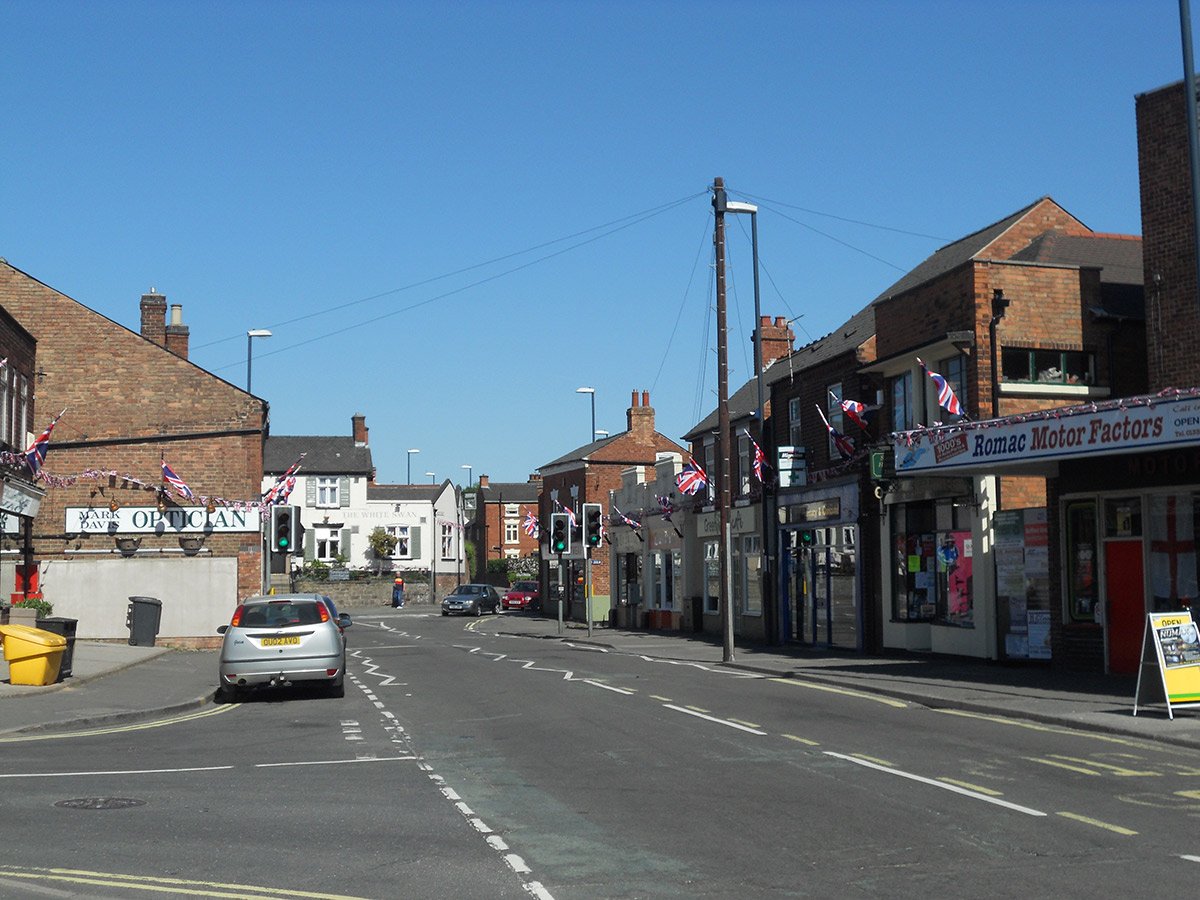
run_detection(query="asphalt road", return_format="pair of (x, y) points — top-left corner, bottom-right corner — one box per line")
(5, 610), (1200, 898)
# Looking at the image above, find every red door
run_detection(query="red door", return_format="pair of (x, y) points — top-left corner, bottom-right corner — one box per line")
(1105, 539), (1145, 674)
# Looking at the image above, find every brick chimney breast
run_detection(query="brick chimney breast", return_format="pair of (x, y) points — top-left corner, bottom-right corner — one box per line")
(140, 289), (167, 346)
(479, 475), (490, 488)
(352, 414), (368, 447)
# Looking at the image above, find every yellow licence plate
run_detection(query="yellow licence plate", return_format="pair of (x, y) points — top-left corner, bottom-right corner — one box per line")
(261, 636), (300, 647)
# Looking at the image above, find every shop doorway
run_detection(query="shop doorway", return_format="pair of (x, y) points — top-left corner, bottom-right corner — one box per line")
(787, 526), (858, 649)
(1105, 539), (1145, 674)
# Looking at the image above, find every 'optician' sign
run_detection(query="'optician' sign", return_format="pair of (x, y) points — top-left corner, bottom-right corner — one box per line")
(66, 506), (258, 534)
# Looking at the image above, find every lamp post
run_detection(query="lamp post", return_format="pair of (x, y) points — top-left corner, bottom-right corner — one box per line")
(594, 429), (609, 439)
(246, 329), (272, 393)
(461, 463), (472, 487)
(407, 448), (420, 484)
(460, 464), (472, 584)
(425, 471), (436, 484)
(576, 387), (596, 442)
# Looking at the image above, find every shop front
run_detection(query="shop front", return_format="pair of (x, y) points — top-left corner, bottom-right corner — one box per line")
(892, 389), (1200, 673)
(776, 477), (862, 650)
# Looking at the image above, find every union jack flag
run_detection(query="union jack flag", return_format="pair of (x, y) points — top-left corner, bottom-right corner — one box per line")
(832, 392), (870, 431)
(523, 509), (540, 537)
(612, 504), (641, 529)
(917, 357), (963, 418)
(24, 409), (65, 477)
(816, 404), (855, 461)
(555, 499), (576, 529)
(263, 454), (305, 505)
(656, 494), (674, 522)
(743, 429), (767, 483)
(161, 458), (195, 501)
(676, 458), (708, 496)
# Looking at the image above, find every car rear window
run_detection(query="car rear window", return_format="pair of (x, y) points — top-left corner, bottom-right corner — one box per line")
(242, 601), (324, 628)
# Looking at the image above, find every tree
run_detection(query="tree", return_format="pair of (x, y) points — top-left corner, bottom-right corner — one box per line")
(367, 527), (398, 575)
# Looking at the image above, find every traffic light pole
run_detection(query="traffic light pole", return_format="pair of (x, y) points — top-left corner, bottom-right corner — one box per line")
(586, 546), (593, 638)
(556, 558), (564, 635)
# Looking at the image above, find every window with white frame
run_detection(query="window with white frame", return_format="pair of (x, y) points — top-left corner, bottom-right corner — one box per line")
(316, 476), (340, 508)
(891, 370), (914, 432)
(738, 432), (751, 496)
(441, 522), (454, 560)
(741, 534), (762, 615)
(387, 525), (411, 558)
(504, 521), (519, 544)
(788, 396), (802, 448)
(315, 527), (340, 561)
(0, 368), (10, 448)
(504, 503), (520, 516)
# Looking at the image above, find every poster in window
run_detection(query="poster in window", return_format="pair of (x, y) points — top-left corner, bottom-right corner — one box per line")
(938, 530), (973, 625)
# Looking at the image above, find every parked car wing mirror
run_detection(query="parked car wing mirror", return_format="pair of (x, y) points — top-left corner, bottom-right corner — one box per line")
(339, 613), (353, 627)
(217, 624), (229, 635)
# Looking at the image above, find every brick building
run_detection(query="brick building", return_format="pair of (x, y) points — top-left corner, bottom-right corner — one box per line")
(538, 391), (686, 621)
(0, 264), (268, 640)
(464, 473), (541, 581)
(870, 197), (1144, 662)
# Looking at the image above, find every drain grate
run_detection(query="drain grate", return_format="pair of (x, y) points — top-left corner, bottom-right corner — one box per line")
(55, 797), (146, 810)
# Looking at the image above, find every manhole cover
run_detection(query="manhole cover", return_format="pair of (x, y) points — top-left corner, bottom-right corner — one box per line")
(55, 797), (146, 810)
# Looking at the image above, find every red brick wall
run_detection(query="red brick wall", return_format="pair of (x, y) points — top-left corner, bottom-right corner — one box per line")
(0, 263), (267, 600)
(1137, 80), (1200, 389)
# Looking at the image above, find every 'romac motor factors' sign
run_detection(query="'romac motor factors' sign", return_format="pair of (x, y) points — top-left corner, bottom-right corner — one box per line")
(66, 506), (259, 534)
(892, 392), (1200, 474)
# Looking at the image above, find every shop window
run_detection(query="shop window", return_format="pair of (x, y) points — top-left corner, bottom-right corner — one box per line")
(703, 541), (720, 614)
(1065, 501), (1098, 623)
(934, 530), (974, 627)
(1148, 493), (1199, 613)
(1001, 348), (1094, 385)
(1104, 496), (1142, 538)
(892, 501), (934, 621)
(742, 535), (762, 616)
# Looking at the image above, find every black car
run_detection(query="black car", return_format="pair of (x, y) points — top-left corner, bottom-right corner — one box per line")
(441, 584), (501, 616)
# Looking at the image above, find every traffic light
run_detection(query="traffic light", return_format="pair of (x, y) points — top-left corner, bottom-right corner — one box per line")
(550, 512), (570, 555)
(271, 505), (296, 554)
(582, 503), (603, 549)
(798, 529), (815, 547)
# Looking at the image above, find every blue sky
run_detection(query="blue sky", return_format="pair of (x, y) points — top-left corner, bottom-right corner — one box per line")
(1, 1), (1187, 485)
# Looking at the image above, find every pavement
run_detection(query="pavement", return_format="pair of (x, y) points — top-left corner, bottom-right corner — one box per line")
(3, 607), (1200, 749)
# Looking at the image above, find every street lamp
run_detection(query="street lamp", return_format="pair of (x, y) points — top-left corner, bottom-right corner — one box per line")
(407, 448), (420, 484)
(594, 429), (609, 439)
(576, 386), (595, 442)
(246, 329), (272, 393)
(425, 471), (436, 484)
(461, 463), (472, 487)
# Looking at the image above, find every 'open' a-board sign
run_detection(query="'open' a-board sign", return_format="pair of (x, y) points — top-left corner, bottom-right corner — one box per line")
(1133, 611), (1200, 719)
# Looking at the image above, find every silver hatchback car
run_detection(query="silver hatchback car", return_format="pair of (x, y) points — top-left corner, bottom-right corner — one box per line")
(217, 594), (351, 700)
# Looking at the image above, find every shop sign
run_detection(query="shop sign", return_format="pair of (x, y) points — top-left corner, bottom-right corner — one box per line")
(697, 506), (758, 537)
(777, 446), (807, 488)
(894, 394), (1200, 474)
(0, 478), (44, 518)
(781, 498), (841, 526)
(66, 505), (258, 534)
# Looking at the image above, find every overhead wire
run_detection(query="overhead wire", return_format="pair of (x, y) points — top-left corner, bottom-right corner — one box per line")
(209, 192), (708, 372)
(196, 191), (708, 354)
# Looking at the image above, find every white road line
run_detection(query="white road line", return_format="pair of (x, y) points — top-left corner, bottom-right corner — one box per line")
(823, 751), (1047, 817)
(1180, 855), (1200, 863)
(255, 757), (414, 768)
(663, 704), (767, 734)
(0, 765), (234, 779)
(584, 680), (635, 695)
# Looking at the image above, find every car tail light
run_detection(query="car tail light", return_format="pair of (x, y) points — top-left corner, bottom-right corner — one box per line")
(317, 603), (330, 623)
(230, 605), (245, 627)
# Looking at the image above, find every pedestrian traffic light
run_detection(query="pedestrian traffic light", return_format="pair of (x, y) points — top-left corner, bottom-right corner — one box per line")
(271, 505), (297, 554)
(798, 529), (815, 547)
(582, 503), (603, 549)
(550, 512), (570, 555)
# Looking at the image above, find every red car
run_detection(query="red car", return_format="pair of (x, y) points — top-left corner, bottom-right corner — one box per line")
(503, 580), (541, 612)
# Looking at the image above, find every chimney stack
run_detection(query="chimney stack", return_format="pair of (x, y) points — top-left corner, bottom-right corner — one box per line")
(479, 474), (490, 488)
(626, 389), (655, 437)
(753, 315), (796, 368)
(164, 303), (190, 359)
(140, 288), (167, 346)
(351, 413), (368, 447)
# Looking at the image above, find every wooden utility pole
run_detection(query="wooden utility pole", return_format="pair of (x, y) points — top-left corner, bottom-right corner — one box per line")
(712, 177), (735, 663)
